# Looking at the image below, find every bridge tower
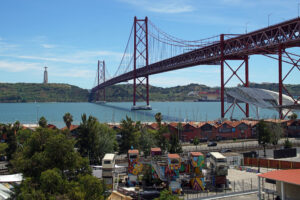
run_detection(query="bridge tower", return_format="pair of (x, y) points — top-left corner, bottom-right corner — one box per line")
(220, 34), (249, 119)
(96, 60), (106, 103)
(277, 45), (299, 119)
(132, 16), (151, 110)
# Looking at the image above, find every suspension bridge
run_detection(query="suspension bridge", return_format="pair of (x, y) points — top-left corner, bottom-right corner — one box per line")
(90, 16), (300, 119)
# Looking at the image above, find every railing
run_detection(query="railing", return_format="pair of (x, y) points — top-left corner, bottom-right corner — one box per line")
(184, 178), (257, 199)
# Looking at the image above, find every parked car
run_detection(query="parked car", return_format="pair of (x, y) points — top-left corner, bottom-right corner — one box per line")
(207, 141), (217, 147)
(220, 149), (232, 153)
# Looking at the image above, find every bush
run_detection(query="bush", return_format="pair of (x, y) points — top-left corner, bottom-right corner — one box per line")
(284, 139), (292, 149)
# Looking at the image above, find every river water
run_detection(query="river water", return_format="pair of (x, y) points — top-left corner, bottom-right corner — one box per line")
(0, 102), (296, 128)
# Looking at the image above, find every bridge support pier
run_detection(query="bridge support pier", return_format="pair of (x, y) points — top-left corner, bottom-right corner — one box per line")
(220, 34), (249, 119)
(132, 16), (151, 110)
(96, 60), (106, 103)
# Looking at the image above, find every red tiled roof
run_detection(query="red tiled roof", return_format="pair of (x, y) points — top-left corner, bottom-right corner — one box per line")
(62, 124), (79, 131)
(183, 123), (196, 128)
(258, 169), (300, 186)
(197, 122), (213, 128)
(190, 152), (203, 157)
(151, 147), (161, 152)
(168, 122), (178, 128)
(128, 149), (139, 154)
(47, 124), (57, 129)
(150, 123), (159, 129)
(168, 154), (180, 159)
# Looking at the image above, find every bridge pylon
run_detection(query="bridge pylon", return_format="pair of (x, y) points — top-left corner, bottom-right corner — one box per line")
(220, 34), (249, 119)
(131, 16), (151, 110)
(96, 60), (106, 103)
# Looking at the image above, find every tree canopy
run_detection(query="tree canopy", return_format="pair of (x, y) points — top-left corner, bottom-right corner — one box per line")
(9, 124), (106, 200)
(77, 114), (117, 164)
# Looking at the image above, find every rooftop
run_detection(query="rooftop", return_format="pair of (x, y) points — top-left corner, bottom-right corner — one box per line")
(151, 147), (161, 152)
(128, 149), (139, 154)
(168, 154), (180, 159)
(258, 169), (300, 186)
(190, 152), (203, 157)
(62, 124), (79, 131)
(103, 153), (115, 161)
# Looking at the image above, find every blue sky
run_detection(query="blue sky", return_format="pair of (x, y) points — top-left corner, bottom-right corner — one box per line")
(0, 0), (299, 89)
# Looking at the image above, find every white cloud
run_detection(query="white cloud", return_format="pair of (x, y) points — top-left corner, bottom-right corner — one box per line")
(120, 0), (195, 14)
(0, 60), (41, 72)
(41, 44), (56, 49)
(51, 69), (94, 78)
(0, 60), (95, 79)
(0, 50), (124, 64)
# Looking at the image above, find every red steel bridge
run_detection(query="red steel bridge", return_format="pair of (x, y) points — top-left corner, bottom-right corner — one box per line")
(91, 16), (300, 119)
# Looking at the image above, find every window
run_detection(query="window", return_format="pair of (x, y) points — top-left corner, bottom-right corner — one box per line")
(104, 160), (111, 164)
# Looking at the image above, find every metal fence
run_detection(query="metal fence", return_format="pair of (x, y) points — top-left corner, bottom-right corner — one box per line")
(184, 178), (257, 200)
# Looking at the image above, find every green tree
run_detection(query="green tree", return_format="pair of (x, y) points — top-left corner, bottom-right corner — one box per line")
(9, 127), (101, 199)
(288, 113), (298, 120)
(193, 138), (200, 151)
(139, 128), (156, 157)
(154, 189), (181, 200)
(155, 112), (162, 127)
(77, 114), (117, 164)
(13, 120), (21, 132)
(257, 120), (271, 157)
(177, 122), (183, 142)
(78, 174), (105, 200)
(40, 168), (65, 195)
(284, 139), (293, 149)
(11, 128), (90, 179)
(267, 122), (283, 147)
(119, 116), (140, 154)
(63, 112), (73, 130)
(169, 132), (182, 154)
(5, 124), (17, 161)
(38, 116), (47, 128)
(0, 143), (8, 157)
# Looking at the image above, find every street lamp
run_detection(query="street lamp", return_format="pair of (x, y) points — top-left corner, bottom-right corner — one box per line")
(268, 13), (272, 27)
(245, 22), (250, 34)
(298, 3), (300, 17)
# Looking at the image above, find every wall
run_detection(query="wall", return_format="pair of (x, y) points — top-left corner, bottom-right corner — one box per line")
(244, 157), (300, 169)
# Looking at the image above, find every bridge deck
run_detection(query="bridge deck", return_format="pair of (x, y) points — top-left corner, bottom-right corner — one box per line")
(92, 18), (300, 93)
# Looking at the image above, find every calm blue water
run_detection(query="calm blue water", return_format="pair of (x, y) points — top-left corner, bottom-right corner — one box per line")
(0, 102), (297, 128)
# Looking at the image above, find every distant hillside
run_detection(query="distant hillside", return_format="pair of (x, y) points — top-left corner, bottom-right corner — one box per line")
(0, 83), (89, 102)
(101, 83), (300, 102)
(247, 83), (300, 96)
(0, 82), (299, 103)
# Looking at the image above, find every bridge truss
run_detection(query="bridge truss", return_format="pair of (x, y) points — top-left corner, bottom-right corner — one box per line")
(91, 17), (300, 119)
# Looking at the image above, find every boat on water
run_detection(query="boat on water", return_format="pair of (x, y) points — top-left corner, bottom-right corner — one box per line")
(95, 101), (106, 104)
(131, 105), (152, 110)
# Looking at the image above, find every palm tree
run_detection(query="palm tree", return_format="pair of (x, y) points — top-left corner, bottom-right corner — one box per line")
(155, 112), (162, 127)
(63, 112), (73, 130)
(38, 116), (47, 128)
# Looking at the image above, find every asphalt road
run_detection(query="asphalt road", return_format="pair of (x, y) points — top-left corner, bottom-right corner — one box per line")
(182, 138), (300, 153)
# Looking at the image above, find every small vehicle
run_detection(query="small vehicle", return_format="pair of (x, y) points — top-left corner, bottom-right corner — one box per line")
(220, 149), (232, 153)
(207, 141), (217, 147)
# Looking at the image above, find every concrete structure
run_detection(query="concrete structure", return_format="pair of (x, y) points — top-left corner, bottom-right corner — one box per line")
(43, 66), (48, 84)
(258, 169), (300, 200)
(102, 153), (116, 189)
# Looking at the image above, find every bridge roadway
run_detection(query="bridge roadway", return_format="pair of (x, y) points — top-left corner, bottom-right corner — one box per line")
(91, 18), (300, 93)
